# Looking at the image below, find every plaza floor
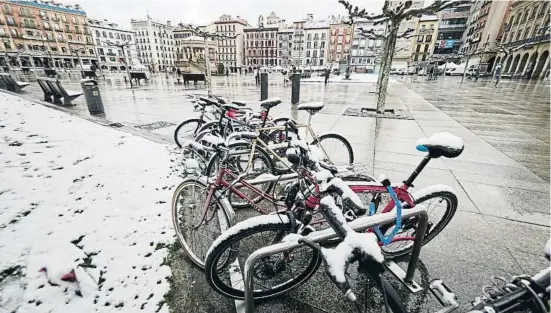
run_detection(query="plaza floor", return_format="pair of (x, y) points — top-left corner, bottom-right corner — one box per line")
(10, 72), (551, 313)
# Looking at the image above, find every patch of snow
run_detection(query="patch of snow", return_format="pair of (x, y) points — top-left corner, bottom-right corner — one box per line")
(206, 214), (290, 259)
(281, 233), (304, 244)
(320, 177), (366, 211)
(416, 132), (464, 151)
(313, 169), (333, 183)
(410, 184), (456, 202)
(321, 232), (382, 283)
(309, 146), (325, 162)
(0, 93), (178, 313)
(183, 140), (207, 153)
(201, 134), (225, 146)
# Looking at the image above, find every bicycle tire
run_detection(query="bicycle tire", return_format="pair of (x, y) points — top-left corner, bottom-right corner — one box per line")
(196, 120), (234, 137)
(174, 118), (204, 148)
(311, 133), (354, 166)
(382, 188), (458, 258)
(205, 141), (276, 209)
(204, 214), (322, 300)
(171, 177), (234, 269)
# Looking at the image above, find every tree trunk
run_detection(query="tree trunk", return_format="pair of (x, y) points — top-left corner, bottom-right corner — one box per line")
(376, 25), (398, 114)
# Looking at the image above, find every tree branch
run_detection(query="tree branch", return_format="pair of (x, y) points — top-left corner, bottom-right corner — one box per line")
(178, 23), (240, 40)
(396, 28), (415, 39)
(338, 0), (386, 20)
(356, 27), (387, 40)
(404, 0), (470, 19)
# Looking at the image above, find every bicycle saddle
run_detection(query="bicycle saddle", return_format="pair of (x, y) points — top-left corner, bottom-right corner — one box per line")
(260, 97), (282, 109)
(221, 103), (242, 111)
(232, 100), (247, 107)
(416, 132), (464, 158)
(198, 97), (219, 106)
(298, 102), (324, 113)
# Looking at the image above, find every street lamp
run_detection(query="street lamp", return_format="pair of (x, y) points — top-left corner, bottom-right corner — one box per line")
(2, 39), (11, 72)
(69, 46), (86, 78)
(106, 40), (133, 88)
(41, 36), (55, 70)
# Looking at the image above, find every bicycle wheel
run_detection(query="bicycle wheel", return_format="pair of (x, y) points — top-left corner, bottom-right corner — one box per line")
(171, 177), (233, 269)
(205, 142), (276, 209)
(174, 118), (204, 148)
(204, 214), (322, 300)
(381, 187), (458, 258)
(311, 133), (354, 166)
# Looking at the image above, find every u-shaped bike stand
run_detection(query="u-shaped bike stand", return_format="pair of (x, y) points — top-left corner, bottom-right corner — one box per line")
(242, 206), (429, 313)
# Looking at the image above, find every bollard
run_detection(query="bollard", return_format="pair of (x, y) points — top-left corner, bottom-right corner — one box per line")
(291, 73), (300, 105)
(81, 79), (104, 114)
(124, 76), (127, 84)
(260, 72), (268, 100)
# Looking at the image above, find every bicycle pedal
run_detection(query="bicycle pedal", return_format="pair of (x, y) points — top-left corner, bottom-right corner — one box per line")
(429, 279), (459, 312)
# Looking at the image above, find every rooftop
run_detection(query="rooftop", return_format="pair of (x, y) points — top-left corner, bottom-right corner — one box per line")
(8, 0), (85, 15)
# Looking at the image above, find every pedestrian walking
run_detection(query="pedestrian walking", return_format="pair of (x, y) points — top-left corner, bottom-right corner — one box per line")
(176, 68), (181, 77)
(324, 68), (330, 85)
(254, 68), (259, 85)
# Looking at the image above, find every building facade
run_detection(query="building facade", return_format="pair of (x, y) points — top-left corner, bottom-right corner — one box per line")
(433, 2), (471, 56)
(214, 14), (247, 73)
(328, 21), (352, 66)
(496, 0), (550, 79)
(173, 32), (217, 73)
(303, 16), (330, 67)
(277, 26), (293, 67)
(88, 19), (137, 71)
(291, 19), (306, 67)
(459, 0), (509, 70)
(411, 15), (438, 62)
(0, 0), (95, 70)
(244, 14), (279, 71)
(351, 19), (385, 73)
(131, 16), (175, 72)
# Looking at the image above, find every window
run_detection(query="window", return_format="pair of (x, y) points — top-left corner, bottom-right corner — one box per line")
(425, 35), (432, 42)
(44, 21), (50, 29)
(415, 44), (421, 52)
(96, 38), (100, 45)
(540, 2), (548, 16)
(89, 49), (94, 55)
(102, 31), (107, 37)
(109, 32), (113, 39)
(416, 35), (423, 42)
(423, 44), (429, 52)
(307, 42), (311, 49)
(116, 33), (120, 39)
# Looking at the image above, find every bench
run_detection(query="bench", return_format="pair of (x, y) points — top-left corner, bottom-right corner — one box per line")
(37, 77), (82, 105)
(0, 73), (30, 92)
(182, 73), (206, 86)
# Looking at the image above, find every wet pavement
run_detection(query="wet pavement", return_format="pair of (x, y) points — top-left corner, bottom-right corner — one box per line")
(7, 72), (551, 313)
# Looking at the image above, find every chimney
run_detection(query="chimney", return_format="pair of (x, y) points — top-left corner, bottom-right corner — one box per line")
(307, 14), (314, 21)
(167, 21), (171, 26)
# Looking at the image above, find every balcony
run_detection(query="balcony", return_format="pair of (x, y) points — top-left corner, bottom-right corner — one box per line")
(22, 24), (38, 29)
(43, 25), (52, 30)
(439, 11), (470, 20)
(3, 8), (13, 15)
(7, 21), (19, 27)
(75, 30), (82, 34)
(67, 38), (81, 44)
(505, 33), (551, 48)
(106, 52), (117, 56)
(439, 24), (465, 29)
(19, 12), (35, 18)
(418, 28), (434, 34)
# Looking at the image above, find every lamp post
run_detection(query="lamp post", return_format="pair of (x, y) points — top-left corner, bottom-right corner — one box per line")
(69, 46), (85, 78)
(2, 39), (11, 72)
(106, 40), (133, 88)
(41, 36), (56, 70)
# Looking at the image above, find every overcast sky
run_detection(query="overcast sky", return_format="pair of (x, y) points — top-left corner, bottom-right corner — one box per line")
(76, 0), (387, 29)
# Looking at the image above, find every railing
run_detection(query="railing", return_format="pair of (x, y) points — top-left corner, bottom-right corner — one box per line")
(19, 12), (35, 18)
(3, 9), (13, 15)
(44, 25), (51, 30)
(75, 30), (82, 34)
(7, 21), (18, 27)
(439, 24), (465, 29)
(0, 33), (9, 38)
(418, 28), (434, 34)
(22, 24), (38, 29)
(505, 33), (551, 48)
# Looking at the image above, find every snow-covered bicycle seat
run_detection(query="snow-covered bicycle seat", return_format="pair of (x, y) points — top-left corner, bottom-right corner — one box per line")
(298, 102), (324, 113)
(416, 132), (464, 158)
(231, 100), (247, 107)
(260, 97), (282, 109)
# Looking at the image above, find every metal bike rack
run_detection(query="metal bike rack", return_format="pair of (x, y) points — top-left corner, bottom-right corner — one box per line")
(242, 206), (429, 313)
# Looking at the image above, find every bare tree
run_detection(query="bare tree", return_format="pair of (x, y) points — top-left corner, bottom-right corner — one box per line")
(178, 24), (240, 97)
(340, 0), (468, 113)
(492, 42), (525, 87)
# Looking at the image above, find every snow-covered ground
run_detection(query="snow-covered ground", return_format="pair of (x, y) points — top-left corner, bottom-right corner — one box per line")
(0, 92), (179, 313)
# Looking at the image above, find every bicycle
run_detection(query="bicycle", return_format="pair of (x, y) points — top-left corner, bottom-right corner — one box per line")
(201, 132), (465, 298)
(201, 98), (355, 173)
